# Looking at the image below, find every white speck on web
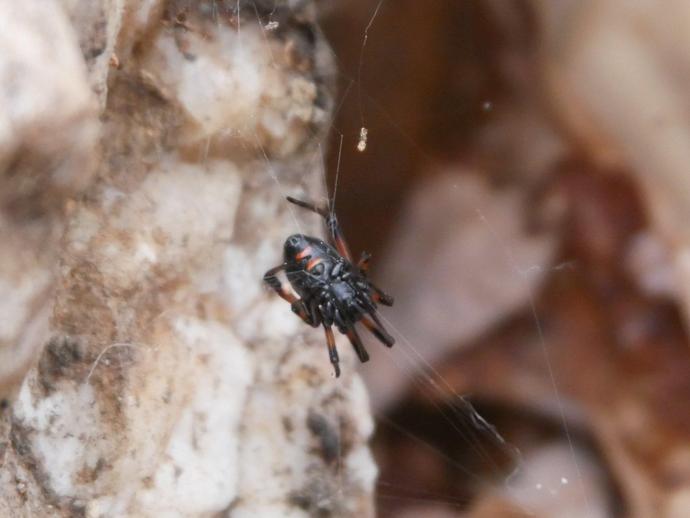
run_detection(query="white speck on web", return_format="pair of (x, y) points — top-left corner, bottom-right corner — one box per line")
(357, 127), (368, 152)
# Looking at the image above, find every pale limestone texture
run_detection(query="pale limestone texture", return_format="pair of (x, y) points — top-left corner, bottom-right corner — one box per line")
(0, 2), (375, 516)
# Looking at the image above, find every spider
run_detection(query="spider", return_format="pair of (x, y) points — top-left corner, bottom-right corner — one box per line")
(263, 196), (395, 378)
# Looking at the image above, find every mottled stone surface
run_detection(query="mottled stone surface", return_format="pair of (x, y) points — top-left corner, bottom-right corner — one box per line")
(0, 1), (376, 516)
(0, 1), (98, 401)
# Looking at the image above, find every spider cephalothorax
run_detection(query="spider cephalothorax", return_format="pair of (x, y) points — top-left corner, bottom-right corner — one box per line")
(263, 196), (395, 377)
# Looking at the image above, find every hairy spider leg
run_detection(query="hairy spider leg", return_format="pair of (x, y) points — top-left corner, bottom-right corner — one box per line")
(345, 325), (370, 363)
(286, 196), (353, 262)
(361, 314), (395, 347)
(263, 264), (317, 326)
(324, 325), (340, 378)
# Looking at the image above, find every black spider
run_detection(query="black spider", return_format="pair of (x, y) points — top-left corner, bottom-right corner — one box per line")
(263, 196), (395, 377)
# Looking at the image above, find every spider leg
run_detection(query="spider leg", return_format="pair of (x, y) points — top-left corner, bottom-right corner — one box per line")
(357, 251), (371, 274)
(345, 325), (370, 363)
(292, 299), (320, 328)
(361, 314), (395, 347)
(324, 325), (341, 378)
(371, 284), (394, 307)
(286, 196), (329, 217)
(326, 213), (353, 262)
(264, 264), (318, 327)
(263, 264), (297, 303)
(286, 196), (353, 262)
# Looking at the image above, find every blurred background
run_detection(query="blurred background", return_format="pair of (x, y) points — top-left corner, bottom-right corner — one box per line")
(319, 1), (690, 517)
(3, 0), (690, 516)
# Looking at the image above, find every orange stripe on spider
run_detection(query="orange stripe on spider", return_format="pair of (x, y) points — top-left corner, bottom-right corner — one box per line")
(295, 246), (312, 260)
(306, 257), (323, 271)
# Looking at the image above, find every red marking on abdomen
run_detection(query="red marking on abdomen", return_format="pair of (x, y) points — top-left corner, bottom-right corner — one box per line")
(296, 246), (312, 260)
(306, 257), (323, 271)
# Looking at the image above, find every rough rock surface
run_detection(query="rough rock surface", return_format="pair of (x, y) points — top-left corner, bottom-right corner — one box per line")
(0, 1), (376, 516)
(0, 1), (99, 403)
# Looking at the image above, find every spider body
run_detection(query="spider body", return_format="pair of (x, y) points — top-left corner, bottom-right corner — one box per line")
(264, 197), (395, 377)
(284, 234), (373, 331)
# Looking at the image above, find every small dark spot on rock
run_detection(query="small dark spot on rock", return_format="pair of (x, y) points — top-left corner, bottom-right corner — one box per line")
(38, 336), (88, 394)
(86, 46), (106, 59)
(295, 21), (316, 47)
(282, 416), (294, 434)
(184, 52), (197, 62)
(307, 411), (339, 465)
(0, 399), (9, 411)
(76, 457), (108, 484)
(313, 87), (330, 111)
(68, 500), (87, 518)
(10, 424), (32, 458)
(288, 480), (335, 518)
(162, 386), (172, 404)
(289, 491), (312, 511)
